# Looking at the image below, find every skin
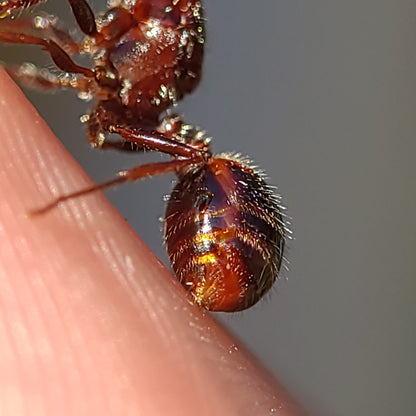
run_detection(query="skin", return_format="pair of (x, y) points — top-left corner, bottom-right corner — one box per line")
(0, 68), (307, 416)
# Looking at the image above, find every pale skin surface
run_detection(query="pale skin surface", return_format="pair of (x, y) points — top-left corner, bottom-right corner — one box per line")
(0, 68), (307, 416)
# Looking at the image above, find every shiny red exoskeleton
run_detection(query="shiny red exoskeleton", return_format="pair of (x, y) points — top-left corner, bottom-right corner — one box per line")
(1, 0), (204, 145)
(0, 0), (287, 312)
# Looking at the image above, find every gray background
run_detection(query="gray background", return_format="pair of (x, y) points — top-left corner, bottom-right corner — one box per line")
(2, 1), (416, 415)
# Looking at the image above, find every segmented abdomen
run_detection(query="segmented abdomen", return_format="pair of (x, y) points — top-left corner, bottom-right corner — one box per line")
(164, 155), (285, 312)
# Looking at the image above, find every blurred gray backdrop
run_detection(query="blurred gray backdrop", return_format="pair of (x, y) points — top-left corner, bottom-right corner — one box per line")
(1, 1), (416, 415)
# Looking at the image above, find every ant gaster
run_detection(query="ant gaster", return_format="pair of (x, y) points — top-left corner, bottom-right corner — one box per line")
(0, 0), (287, 312)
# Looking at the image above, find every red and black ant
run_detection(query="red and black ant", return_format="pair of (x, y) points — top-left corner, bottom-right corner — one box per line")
(0, 0), (287, 312)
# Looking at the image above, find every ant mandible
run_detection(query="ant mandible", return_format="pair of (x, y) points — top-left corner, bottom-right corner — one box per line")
(0, 0), (287, 312)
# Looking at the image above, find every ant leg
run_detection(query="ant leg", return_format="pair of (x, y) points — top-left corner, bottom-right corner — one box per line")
(0, 15), (82, 53)
(0, 0), (43, 19)
(0, 0), (99, 41)
(88, 123), (206, 159)
(0, 32), (94, 77)
(85, 105), (206, 159)
(100, 140), (147, 153)
(107, 125), (206, 160)
(85, 103), (207, 159)
(6, 63), (96, 93)
(0, 15), (90, 92)
(30, 159), (192, 215)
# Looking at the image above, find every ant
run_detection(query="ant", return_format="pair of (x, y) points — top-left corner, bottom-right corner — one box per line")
(0, 0), (287, 312)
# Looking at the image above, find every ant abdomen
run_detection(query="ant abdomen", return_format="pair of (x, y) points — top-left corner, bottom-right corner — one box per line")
(164, 155), (285, 312)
